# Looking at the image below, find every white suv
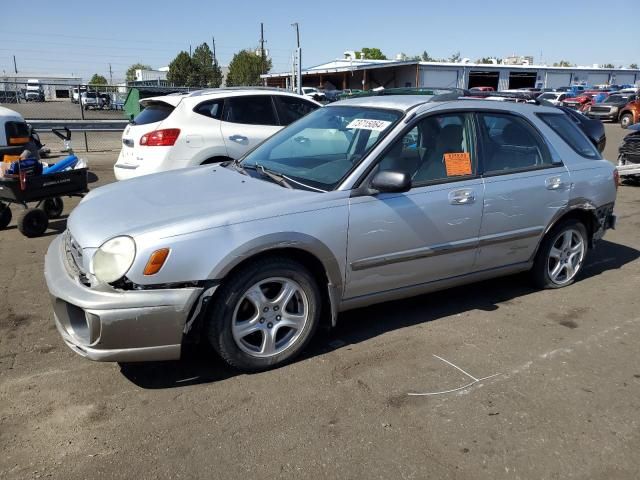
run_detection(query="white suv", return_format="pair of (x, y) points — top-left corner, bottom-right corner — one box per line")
(114, 88), (320, 180)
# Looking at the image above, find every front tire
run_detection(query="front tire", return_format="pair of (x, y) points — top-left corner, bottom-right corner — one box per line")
(531, 219), (588, 289)
(207, 257), (322, 372)
(620, 114), (633, 129)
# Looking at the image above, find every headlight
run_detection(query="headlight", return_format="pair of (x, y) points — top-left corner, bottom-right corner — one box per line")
(92, 236), (136, 283)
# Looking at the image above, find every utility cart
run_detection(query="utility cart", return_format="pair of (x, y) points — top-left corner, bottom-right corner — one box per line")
(0, 168), (88, 237)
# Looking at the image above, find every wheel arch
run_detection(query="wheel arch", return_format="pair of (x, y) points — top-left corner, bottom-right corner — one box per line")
(540, 202), (600, 251)
(209, 233), (343, 328)
(201, 155), (233, 165)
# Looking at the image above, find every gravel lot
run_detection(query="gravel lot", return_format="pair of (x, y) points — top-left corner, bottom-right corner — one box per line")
(1, 123), (639, 479)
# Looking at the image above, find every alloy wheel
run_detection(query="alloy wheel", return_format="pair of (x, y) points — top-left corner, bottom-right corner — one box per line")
(547, 228), (586, 286)
(231, 277), (309, 358)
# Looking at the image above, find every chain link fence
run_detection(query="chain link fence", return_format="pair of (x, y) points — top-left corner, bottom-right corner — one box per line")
(0, 81), (193, 152)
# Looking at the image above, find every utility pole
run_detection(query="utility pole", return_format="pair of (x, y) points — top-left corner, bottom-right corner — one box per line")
(109, 63), (113, 85)
(189, 44), (192, 56)
(260, 22), (266, 85)
(212, 36), (217, 64)
(13, 55), (17, 74)
(291, 22), (302, 95)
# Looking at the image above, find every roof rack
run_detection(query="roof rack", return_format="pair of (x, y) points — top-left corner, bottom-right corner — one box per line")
(345, 86), (467, 101)
(189, 86), (286, 97)
(461, 90), (541, 103)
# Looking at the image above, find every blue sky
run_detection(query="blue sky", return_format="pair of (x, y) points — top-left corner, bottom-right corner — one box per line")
(1, 0), (637, 82)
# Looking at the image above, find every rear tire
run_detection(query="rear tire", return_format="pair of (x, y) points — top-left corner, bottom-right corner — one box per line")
(206, 257), (322, 372)
(0, 203), (12, 229)
(620, 114), (633, 129)
(531, 219), (588, 289)
(18, 208), (49, 237)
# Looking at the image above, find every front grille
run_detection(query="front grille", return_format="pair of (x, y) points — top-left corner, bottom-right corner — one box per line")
(619, 134), (640, 164)
(590, 106), (611, 113)
(63, 231), (90, 285)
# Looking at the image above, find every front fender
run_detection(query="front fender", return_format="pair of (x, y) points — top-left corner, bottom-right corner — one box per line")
(209, 232), (344, 292)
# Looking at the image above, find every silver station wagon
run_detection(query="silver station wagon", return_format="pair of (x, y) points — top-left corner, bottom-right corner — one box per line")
(44, 94), (618, 371)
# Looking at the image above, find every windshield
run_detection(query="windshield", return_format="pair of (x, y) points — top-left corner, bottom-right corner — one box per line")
(604, 95), (629, 104)
(539, 93), (558, 100)
(132, 102), (175, 125)
(241, 105), (402, 191)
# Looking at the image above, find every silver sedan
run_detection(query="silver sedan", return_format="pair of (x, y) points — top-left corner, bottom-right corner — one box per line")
(45, 95), (618, 371)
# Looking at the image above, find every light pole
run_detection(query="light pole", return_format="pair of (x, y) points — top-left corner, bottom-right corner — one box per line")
(291, 22), (302, 95)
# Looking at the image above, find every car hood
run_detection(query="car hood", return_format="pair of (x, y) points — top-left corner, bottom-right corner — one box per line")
(68, 165), (320, 248)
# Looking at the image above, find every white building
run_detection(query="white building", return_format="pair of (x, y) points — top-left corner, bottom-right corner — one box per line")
(0, 73), (82, 100)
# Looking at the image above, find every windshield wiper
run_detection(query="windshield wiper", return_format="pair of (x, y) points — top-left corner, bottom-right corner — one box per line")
(247, 164), (293, 189)
(224, 158), (247, 175)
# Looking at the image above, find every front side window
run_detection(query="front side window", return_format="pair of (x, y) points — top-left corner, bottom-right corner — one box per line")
(224, 95), (278, 126)
(376, 113), (476, 184)
(241, 106), (401, 191)
(479, 113), (552, 173)
(538, 113), (601, 159)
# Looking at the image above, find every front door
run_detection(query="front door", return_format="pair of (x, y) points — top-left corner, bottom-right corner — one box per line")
(344, 112), (485, 300)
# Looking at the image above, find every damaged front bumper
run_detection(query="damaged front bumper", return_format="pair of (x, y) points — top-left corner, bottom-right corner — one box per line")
(44, 234), (212, 362)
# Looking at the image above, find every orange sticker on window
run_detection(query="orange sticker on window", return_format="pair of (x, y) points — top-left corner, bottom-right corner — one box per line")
(443, 152), (472, 176)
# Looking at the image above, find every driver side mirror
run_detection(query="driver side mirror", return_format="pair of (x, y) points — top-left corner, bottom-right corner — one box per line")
(370, 170), (412, 194)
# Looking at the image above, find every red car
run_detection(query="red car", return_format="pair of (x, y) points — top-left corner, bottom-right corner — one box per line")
(562, 95), (593, 112)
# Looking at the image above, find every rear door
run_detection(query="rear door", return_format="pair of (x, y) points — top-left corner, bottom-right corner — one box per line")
(475, 112), (571, 271)
(220, 95), (281, 159)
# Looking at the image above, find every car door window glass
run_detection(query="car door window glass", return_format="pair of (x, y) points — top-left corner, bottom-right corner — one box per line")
(193, 99), (223, 119)
(275, 96), (319, 125)
(377, 113), (476, 184)
(480, 113), (551, 173)
(224, 96), (278, 126)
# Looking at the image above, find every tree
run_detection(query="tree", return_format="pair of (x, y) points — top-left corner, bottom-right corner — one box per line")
(475, 57), (501, 64)
(191, 42), (223, 87)
(226, 49), (272, 86)
(630, 63), (638, 69)
(89, 74), (107, 85)
(167, 51), (194, 86)
(125, 63), (152, 82)
(358, 48), (387, 60)
(448, 52), (461, 63)
(602, 63), (615, 69)
(553, 60), (573, 67)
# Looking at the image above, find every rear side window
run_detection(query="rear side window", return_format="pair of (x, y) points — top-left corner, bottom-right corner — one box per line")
(479, 113), (552, 173)
(224, 95), (278, 126)
(274, 95), (319, 125)
(538, 113), (601, 159)
(133, 102), (174, 126)
(193, 99), (223, 120)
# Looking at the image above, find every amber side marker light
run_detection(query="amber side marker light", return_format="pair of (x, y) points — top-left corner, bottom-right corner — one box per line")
(143, 248), (170, 275)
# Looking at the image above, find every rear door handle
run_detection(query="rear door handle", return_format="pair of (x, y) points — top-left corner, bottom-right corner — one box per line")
(449, 189), (476, 205)
(545, 176), (565, 190)
(229, 135), (248, 143)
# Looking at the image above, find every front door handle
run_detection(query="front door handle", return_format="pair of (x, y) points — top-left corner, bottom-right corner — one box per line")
(449, 189), (476, 205)
(545, 176), (565, 190)
(229, 134), (248, 143)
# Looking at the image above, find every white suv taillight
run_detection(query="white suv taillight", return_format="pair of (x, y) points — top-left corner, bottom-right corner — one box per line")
(140, 128), (180, 146)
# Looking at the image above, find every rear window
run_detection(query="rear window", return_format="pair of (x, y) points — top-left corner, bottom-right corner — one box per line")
(133, 102), (174, 126)
(538, 113), (601, 160)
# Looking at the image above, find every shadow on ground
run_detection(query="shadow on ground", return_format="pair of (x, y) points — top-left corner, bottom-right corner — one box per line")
(117, 239), (637, 389)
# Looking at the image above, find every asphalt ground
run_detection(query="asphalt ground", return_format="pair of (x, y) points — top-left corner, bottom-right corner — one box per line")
(1, 123), (639, 479)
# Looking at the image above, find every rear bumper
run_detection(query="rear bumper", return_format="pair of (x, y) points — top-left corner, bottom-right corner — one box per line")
(44, 234), (207, 362)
